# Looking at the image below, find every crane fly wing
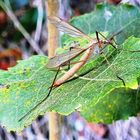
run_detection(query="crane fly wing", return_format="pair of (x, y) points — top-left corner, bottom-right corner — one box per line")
(46, 47), (88, 69)
(48, 16), (84, 37)
(46, 41), (95, 69)
(48, 16), (92, 41)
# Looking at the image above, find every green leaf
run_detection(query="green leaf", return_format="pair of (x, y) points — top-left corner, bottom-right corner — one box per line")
(81, 87), (140, 123)
(51, 36), (140, 123)
(62, 3), (140, 44)
(0, 55), (53, 131)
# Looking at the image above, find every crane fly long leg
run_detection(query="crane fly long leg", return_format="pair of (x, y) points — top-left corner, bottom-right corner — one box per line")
(116, 75), (126, 86)
(65, 60), (87, 67)
(19, 67), (60, 121)
(47, 66), (61, 95)
(67, 46), (74, 70)
(101, 52), (126, 86)
(96, 31), (102, 48)
(67, 45), (83, 70)
(96, 31), (126, 86)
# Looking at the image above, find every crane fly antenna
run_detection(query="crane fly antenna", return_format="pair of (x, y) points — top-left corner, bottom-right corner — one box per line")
(18, 67), (60, 121)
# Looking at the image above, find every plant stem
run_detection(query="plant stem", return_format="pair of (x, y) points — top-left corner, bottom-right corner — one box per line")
(46, 0), (61, 140)
(46, 0), (59, 58)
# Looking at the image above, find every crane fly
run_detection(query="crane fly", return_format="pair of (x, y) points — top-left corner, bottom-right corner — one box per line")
(46, 16), (121, 87)
(19, 16), (121, 121)
(46, 16), (118, 69)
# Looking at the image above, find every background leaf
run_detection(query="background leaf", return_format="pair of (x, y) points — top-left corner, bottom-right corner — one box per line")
(81, 87), (140, 123)
(62, 3), (140, 44)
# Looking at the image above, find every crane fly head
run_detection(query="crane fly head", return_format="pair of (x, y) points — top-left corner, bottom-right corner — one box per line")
(93, 45), (100, 55)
